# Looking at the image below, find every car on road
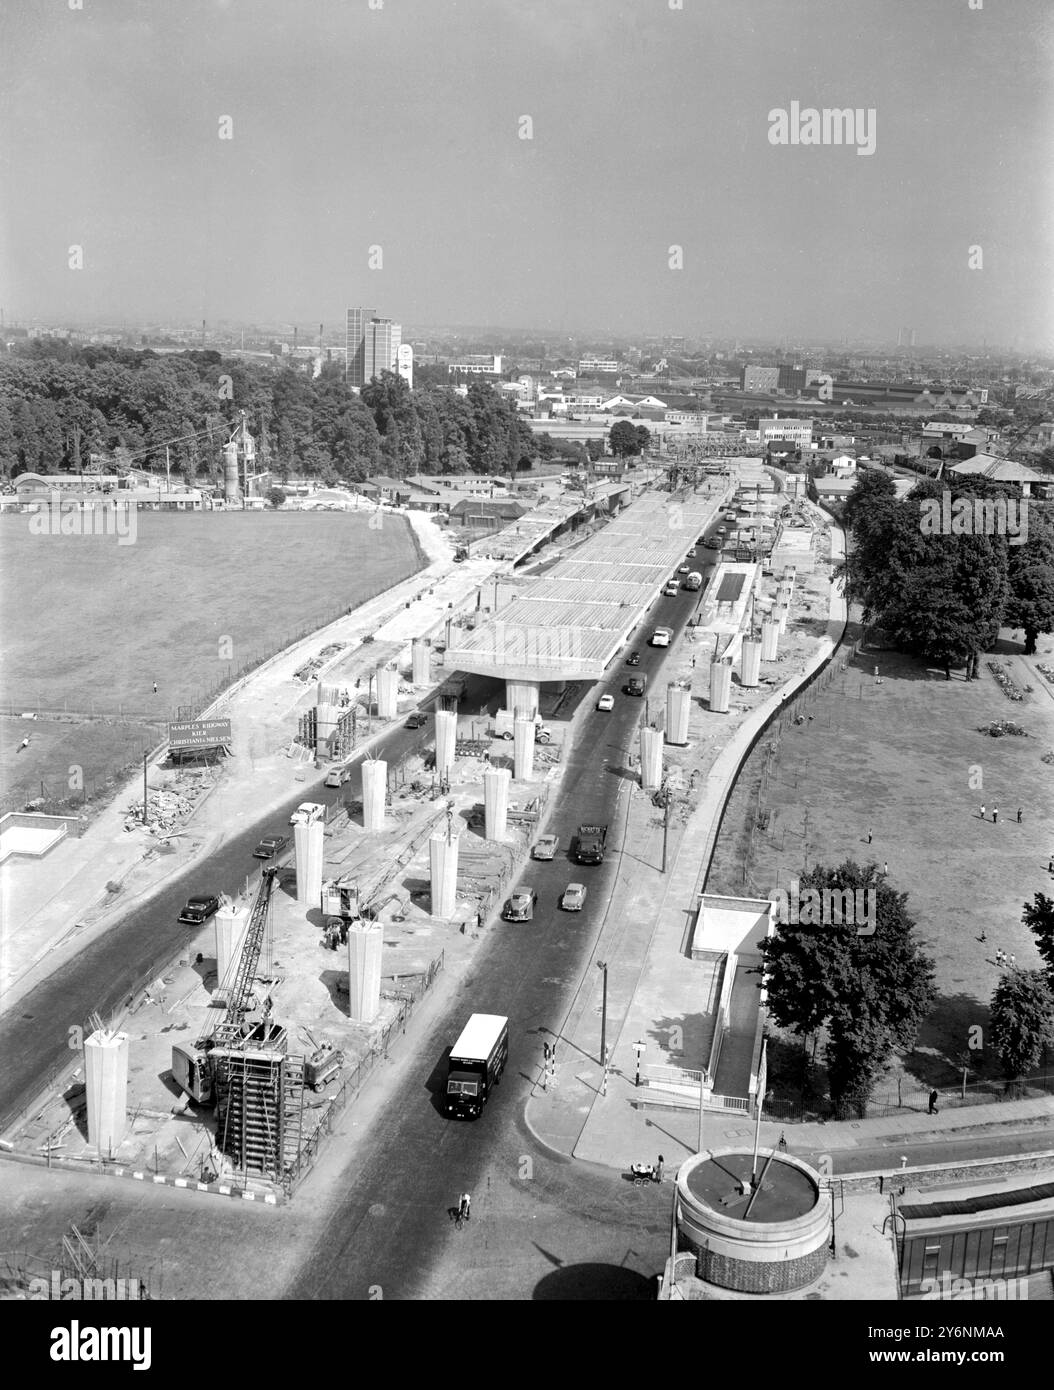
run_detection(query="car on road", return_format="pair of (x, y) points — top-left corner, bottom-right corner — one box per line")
(677, 564), (690, 575)
(178, 893), (221, 925)
(532, 834), (560, 860)
(704, 537), (721, 549)
(405, 712), (427, 729)
(626, 651), (641, 666)
(502, 888), (539, 922)
(596, 693), (615, 711)
(625, 676), (646, 697)
(324, 766), (351, 788)
(663, 582), (679, 596)
(561, 882), (588, 912)
(252, 834), (288, 859)
(290, 801), (326, 826)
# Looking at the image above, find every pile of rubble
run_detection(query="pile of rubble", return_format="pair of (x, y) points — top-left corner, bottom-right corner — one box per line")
(123, 786), (198, 833)
(293, 642), (347, 683)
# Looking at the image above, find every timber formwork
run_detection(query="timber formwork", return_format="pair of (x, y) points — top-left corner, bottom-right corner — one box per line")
(213, 1041), (305, 1185)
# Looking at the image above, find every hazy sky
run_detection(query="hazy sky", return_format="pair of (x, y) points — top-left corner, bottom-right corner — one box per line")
(2, 0), (1052, 347)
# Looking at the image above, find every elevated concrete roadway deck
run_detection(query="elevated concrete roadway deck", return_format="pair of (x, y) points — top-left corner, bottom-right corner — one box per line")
(445, 486), (730, 693)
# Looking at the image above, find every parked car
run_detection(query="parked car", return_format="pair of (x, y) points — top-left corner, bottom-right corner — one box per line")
(290, 801), (326, 826)
(704, 537), (721, 550)
(596, 694), (615, 711)
(663, 582), (680, 596)
(405, 712), (427, 729)
(252, 834), (288, 859)
(178, 894), (221, 925)
(626, 651), (641, 666)
(561, 882), (588, 912)
(625, 676), (646, 697)
(502, 888), (539, 922)
(677, 564), (690, 575)
(532, 834), (560, 860)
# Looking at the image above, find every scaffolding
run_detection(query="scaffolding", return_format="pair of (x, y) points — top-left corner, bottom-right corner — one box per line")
(212, 1023), (305, 1184)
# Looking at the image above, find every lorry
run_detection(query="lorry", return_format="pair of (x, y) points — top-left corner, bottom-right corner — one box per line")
(574, 823), (608, 865)
(445, 1013), (509, 1119)
(492, 709), (553, 743)
(684, 571), (703, 591)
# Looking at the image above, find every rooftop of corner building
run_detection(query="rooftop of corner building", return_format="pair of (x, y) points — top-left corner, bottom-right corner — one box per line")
(684, 1151), (818, 1223)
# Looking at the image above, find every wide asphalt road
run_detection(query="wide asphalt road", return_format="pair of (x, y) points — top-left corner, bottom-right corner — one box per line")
(285, 561), (715, 1299)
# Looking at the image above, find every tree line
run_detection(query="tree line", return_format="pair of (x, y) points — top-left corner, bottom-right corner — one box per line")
(0, 339), (564, 486)
(840, 468), (1054, 662)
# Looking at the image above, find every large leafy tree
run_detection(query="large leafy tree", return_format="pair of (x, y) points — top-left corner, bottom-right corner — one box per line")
(1004, 508), (1054, 654)
(989, 970), (1054, 1083)
(757, 860), (936, 1118)
(610, 419), (640, 458)
(1023, 893), (1054, 988)
(843, 474), (1014, 678)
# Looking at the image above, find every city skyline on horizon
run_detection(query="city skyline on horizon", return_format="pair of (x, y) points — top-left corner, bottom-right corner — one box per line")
(1, 0), (1051, 353)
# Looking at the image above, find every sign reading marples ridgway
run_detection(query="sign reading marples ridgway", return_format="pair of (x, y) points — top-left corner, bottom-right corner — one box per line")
(167, 718), (233, 749)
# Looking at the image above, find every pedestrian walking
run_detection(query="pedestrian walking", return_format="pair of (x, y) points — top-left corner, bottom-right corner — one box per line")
(152, 681), (158, 694)
(1009, 954), (1016, 969)
(867, 827), (873, 845)
(980, 804), (986, 820)
(1048, 853), (1054, 874)
(883, 861), (888, 875)
(459, 1192), (471, 1221)
(979, 928), (987, 943)
(873, 665), (879, 680)
(655, 1155), (665, 1183)
(928, 1089), (939, 1116)
(17, 736), (30, 751)
(1016, 808), (1023, 824)
(996, 949), (1005, 967)
(993, 806), (999, 825)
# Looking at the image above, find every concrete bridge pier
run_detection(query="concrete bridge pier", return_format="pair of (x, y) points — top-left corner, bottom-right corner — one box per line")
(505, 680), (540, 719)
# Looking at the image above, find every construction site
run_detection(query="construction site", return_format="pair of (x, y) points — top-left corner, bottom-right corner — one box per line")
(1, 672), (565, 1199)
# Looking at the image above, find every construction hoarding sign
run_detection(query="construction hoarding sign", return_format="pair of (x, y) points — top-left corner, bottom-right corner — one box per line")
(168, 718), (233, 750)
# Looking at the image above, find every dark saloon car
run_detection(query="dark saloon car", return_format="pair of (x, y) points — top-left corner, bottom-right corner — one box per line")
(178, 894), (221, 925)
(253, 834), (288, 859)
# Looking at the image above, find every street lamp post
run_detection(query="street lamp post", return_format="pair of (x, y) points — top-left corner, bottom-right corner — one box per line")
(597, 960), (609, 1096)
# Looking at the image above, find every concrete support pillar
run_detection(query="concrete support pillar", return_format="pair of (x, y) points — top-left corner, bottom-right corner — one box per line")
(361, 759), (387, 832)
(709, 659), (732, 713)
(434, 709), (457, 777)
(215, 902), (250, 993)
(513, 717), (535, 780)
(84, 1028), (129, 1155)
(775, 600), (790, 634)
(740, 638), (762, 688)
(665, 683), (691, 745)
(444, 618), (453, 650)
(412, 640), (430, 687)
(761, 619), (780, 661)
(483, 766), (510, 841)
(429, 831), (460, 919)
(376, 667), (398, 719)
(315, 701), (340, 755)
(346, 921), (383, 1024)
(639, 726), (663, 791)
(505, 679), (540, 719)
(294, 819), (325, 906)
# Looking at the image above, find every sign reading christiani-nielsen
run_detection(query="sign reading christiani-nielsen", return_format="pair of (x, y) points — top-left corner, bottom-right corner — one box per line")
(168, 718), (232, 749)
